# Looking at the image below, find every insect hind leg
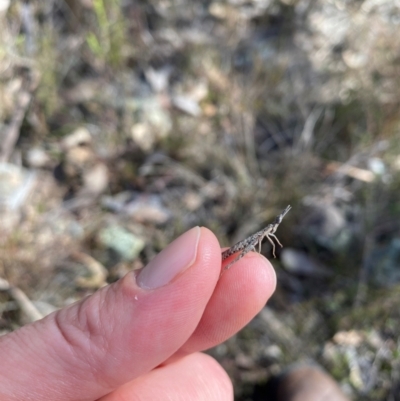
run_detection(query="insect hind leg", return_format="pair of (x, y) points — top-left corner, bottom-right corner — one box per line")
(223, 244), (256, 270)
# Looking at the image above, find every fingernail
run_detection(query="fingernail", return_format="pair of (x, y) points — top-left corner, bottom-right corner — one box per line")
(137, 227), (201, 289)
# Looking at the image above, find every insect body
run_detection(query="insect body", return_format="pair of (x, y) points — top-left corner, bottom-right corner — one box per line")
(222, 205), (291, 270)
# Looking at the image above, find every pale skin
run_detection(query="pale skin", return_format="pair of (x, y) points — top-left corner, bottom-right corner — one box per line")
(0, 227), (277, 401)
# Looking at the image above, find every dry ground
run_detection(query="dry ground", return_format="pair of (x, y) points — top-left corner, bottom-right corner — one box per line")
(1, 1), (400, 399)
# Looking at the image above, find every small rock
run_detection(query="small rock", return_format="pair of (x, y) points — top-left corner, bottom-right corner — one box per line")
(262, 345), (283, 361)
(333, 330), (364, 346)
(209, 3), (230, 19)
(0, 0), (10, 13)
(82, 163), (109, 195)
(26, 147), (51, 168)
(98, 225), (145, 261)
(124, 194), (171, 224)
(182, 191), (203, 211)
(0, 163), (36, 211)
(131, 123), (155, 151)
(101, 191), (132, 213)
(301, 202), (353, 251)
(281, 248), (332, 277)
(128, 97), (172, 138)
(62, 127), (92, 149)
(172, 95), (201, 116)
(102, 192), (171, 224)
(144, 67), (171, 92)
(235, 353), (255, 369)
(368, 157), (385, 176)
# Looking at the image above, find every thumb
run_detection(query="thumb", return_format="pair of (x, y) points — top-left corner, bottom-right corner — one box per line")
(0, 227), (221, 401)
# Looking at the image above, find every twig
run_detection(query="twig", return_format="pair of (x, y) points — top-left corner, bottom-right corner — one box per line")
(0, 277), (43, 322)
(72, 251), (108, 288)
(0, 71), (39, 163)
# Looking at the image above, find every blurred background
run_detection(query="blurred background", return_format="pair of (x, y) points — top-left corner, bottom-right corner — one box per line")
(1, 0), (400, 399)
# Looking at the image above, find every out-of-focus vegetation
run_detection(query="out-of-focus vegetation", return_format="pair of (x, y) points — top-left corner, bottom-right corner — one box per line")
(1, 0), (400, 399)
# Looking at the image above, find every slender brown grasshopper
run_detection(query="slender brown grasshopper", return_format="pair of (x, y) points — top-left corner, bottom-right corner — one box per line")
(222, 205), (291, 270)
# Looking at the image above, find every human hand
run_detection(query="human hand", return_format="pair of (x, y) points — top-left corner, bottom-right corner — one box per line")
(0, 227), (276, 400)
